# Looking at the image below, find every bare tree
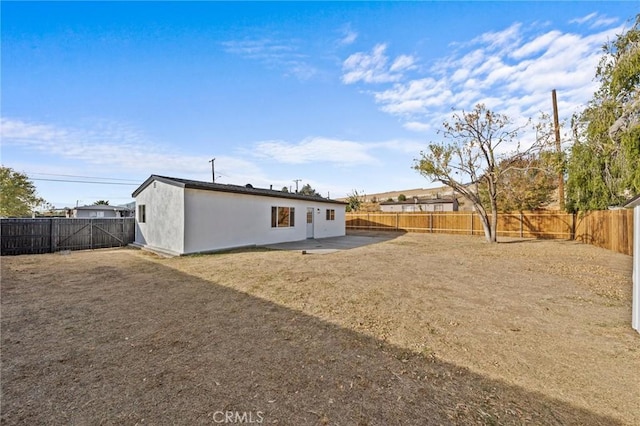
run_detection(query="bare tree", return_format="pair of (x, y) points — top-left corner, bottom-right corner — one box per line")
(414, 104), (553, 243)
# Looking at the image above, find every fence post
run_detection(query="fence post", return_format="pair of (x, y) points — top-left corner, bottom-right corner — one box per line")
(396, 213), (399, 230)
(90, 219), (93, 249)
(429, 212), (433, 233)
(470, 212), (473, 235)
(520, 212), (524, 238)
(52, 218), (58, 253)
(49, 218), (54, 253)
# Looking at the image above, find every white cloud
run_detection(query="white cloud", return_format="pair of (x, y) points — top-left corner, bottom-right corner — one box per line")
(221, 39), (297, 59)
(374, 78), (452, 115)
(569, 13), (599, 25)
(471, 22), (522, 52)
(342, 44), (416, 84)
(221, 38), (317, 80)
(403, 121), (431, 132)
(340, 29), (358, 45)
(0, 118), (267, 185)
(390, 55), (416, 72)
(373, 139), (426, 154)
(342, 19), (626, 135)
(569, 12), (619, 29)
(590, 16), (619, 29)
(510, 30), (562, 59)
(250, 135), (428, 166)
(252, 137), (379, 166)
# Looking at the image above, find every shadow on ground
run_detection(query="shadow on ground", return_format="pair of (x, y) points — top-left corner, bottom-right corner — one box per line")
(1, 251), (620, 425)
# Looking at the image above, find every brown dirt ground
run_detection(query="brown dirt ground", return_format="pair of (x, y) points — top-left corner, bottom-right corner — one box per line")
(1, 231), (638, 425)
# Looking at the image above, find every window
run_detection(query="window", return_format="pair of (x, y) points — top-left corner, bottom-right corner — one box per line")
(138, 205), (146, 223)
(434, 204), (443, 212)
(271, 206), (295, 227)
(326, 209), (335, 221)
(306, 209), (313, 224)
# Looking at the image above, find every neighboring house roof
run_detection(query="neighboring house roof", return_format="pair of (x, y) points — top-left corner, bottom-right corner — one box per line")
(379, 197), (457, 206)
(624, 194), (640, 208)
(132, 175), (347, 205)
(75, 205), (132, 211)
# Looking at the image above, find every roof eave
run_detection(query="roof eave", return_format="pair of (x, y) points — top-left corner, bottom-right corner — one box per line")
(624, 194), (640, 208)
(132, 175), (347, 205)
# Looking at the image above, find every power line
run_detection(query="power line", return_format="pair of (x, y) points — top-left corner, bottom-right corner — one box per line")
(26, 172), (140, 183)
(31, 178), (138, 185)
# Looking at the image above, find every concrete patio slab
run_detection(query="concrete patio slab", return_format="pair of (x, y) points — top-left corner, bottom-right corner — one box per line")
(263, 231), (403, 254)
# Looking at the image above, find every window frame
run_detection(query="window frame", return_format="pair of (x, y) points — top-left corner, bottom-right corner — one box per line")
(325, 209), (335, 221)
(271, 206), (295, 228)
(138, 204), (146, 223)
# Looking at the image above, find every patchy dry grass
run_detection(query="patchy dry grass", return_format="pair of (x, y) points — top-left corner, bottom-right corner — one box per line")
(2, 232), (638, 425)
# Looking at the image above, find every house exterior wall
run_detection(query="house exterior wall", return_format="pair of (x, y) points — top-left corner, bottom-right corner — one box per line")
(74, 209), (119, 218)
(182, 189), (345, 254)
(134, 181), (185, 255)
(633, 205), (639, 333)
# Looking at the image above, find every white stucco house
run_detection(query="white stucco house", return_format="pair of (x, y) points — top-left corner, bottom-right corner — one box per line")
(379, 197), (459, 213)
(69, 204), (134, 218)
(624, 194), (640, 333)
(131, 175), (346, 256)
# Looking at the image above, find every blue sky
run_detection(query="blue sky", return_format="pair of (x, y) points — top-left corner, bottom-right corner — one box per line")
(1, 2), (637, 208)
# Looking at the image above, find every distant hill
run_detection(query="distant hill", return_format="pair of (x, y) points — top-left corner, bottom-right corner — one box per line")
(338, 185), (475, 211)
(340, 184), (562, 212)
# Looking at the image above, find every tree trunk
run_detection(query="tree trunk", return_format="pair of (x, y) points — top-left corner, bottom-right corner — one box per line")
(479, 213), (492, 242)
(474, 204), (493, 243)
(488, 179), (499, 243)
(490, 199), (498, 243)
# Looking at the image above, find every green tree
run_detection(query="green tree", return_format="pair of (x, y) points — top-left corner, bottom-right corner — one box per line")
(397, 194), (407, 201)
(566, 15), (640, 211)
(0, 166), (45, 217)
(281, 186), (289, 193)
(346, 189), (363, 212)
(298, 183), (319, 196)
(93, 200), (110, 205)
(414, 104), (552, 243)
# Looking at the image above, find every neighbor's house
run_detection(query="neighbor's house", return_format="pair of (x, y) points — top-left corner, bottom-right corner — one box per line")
(68, 205), (134, 218)
(379, 197), (459, 213)
(131, 175), (346, 256)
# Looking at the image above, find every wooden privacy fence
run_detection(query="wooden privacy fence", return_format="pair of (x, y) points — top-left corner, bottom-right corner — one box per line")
(574, 209), (634, 256)
(1, 218), (136, 256)
(346, 210), (634, 256)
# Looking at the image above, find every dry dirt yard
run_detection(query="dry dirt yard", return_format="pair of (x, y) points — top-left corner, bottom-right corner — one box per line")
(2, 231), (638, 425)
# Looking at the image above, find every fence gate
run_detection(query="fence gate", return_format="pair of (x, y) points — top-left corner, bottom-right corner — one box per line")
(0, 218), (135, 256)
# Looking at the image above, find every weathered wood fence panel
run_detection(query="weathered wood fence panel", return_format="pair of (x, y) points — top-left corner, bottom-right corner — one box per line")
(346, 210), (633, 256)
(1, 218), (135, 256)
(1, 219), (52, 255)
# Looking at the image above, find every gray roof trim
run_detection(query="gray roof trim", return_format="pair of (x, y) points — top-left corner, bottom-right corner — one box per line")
(623, 193), (640, 208)
(132, 175), (347, 205)
(75, 205), (132, 211)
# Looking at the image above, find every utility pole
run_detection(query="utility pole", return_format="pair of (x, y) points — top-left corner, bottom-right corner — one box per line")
(293, 179), (301, 193)
(209, 158), (216, 183)
(551, 90), (565, 211)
